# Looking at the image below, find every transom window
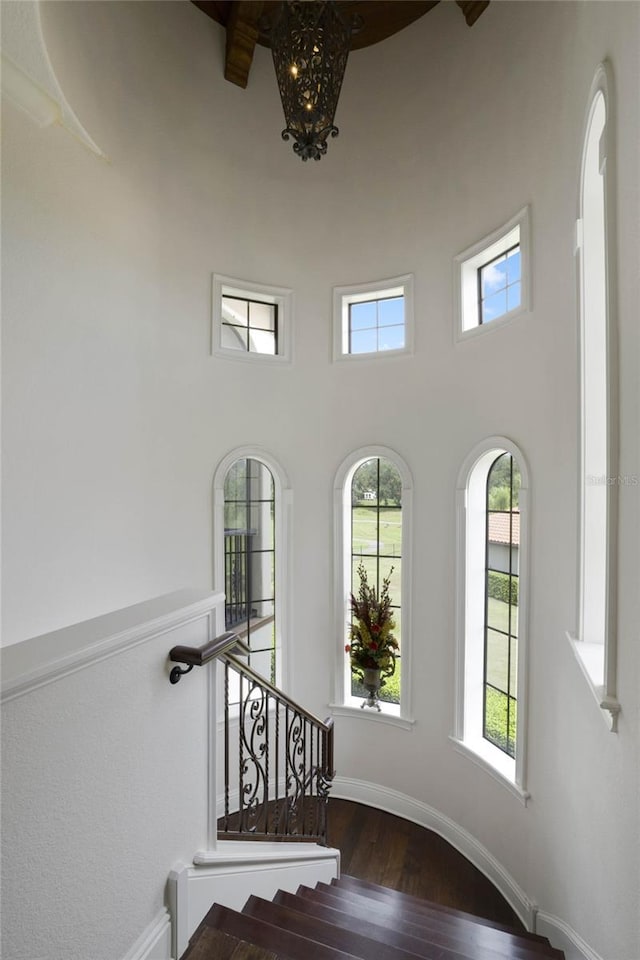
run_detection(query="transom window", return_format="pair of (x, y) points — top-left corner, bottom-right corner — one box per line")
(349, 296), (405, 354)
(222, 295), (277, 355)
(212, 275), (293, 363)
(333, 275), (414, 360)
(479, 244), (521, 325)
(455, 207), (530, 339)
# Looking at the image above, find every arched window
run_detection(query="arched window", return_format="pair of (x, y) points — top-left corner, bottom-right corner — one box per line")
(569, 62), (620, 730)
(483, 453), (520, 759)
(333, 447), (413, 726)
(214, 450), (291, 689)
(454, 438), (529, 799)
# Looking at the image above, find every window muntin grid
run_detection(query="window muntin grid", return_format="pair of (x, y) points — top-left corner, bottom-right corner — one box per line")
(223, 457), (276, 684)
(221, 295), (278, 356)
(483, 452), (520, 758)
(478, 244), (521, 325)
(348, 296), (405, 354)
(350, 457), (402, 703)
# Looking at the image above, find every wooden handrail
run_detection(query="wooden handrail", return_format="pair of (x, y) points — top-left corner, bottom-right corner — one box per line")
(168, 631), (251, 683)
(168, 633), (333, 738)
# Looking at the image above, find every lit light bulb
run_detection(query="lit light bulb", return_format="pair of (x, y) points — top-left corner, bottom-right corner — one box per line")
(290, 64), (298, 78)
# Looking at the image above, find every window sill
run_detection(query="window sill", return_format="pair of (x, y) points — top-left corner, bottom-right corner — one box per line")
(213, 347), (292, 365)
(329, 700), (415, 731)
(333, 347), (413, 363)
(564, 631), (620, 732)
(456, 304), (527, 343)
(449, 735), (529, 805)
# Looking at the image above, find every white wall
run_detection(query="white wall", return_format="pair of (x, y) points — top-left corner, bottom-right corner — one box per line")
(0, 592), (216, 960)
(2, 2), (638, 957)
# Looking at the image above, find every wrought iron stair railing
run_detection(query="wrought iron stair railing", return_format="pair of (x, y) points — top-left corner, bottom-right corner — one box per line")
(169, 633), (335, 846)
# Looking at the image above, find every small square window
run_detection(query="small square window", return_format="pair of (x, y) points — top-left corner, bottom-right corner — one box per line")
(212, 275), (293, 363)
(333, 275), (414, 361)
(455, 207), (530, 340)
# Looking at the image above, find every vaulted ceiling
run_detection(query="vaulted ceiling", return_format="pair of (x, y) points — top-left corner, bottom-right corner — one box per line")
(192, 1), (490, 89)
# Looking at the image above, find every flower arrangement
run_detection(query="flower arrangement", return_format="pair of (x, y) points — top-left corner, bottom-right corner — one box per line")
(345, 562), (399, 685)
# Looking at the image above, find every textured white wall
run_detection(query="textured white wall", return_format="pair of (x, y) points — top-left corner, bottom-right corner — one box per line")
(1, 604), (212, 960)
(2, 1), (638, 957)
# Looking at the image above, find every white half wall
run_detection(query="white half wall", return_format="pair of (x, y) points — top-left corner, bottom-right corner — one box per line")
(0, 591), (222, 960)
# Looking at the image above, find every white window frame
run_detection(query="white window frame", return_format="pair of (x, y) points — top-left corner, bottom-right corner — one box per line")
(452, 437), (530, 803)
(212, 274), (293, 363)
(454, 207), (531, 342)
(332, 274), (414, 362)
(565, 62), (620, 732)
(213, 447), (293, 695)
(330, 445), (414, 729)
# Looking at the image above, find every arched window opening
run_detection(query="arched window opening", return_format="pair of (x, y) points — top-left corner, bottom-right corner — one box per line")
(350, 458), (403, 705)
(222, 456), (277, 685)
(333, 446), (413, 726)
(569, 62), (620, 730)
(454, 438), (529, 799)
(484, 453), (520, 758)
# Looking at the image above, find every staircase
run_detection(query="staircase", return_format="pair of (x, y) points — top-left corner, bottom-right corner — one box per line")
(181, 875), (565, 960)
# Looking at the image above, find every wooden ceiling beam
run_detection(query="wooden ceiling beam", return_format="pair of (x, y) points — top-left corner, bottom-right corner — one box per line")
(224, 1), (265, 89)
(455, 0), (490, 27)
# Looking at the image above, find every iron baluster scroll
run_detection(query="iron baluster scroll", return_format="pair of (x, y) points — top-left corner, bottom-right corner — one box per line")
(222, 653), (334, 844)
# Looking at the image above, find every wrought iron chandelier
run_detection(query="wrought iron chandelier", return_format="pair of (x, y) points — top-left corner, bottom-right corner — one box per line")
(269, 1), (358, 161)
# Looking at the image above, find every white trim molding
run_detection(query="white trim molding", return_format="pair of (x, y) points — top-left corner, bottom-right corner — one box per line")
(536, 912), (605, 960)
(331, 776), (537, 931)
(569, 60), (620, 732)
(0, 589), (223, 704)
(0, 1), (108, 158)
(121, 910), (172, 960)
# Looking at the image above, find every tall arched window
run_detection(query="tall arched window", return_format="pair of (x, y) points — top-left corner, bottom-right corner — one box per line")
(484, 453), (520, 759)
(570, 62), (620, 730)
(333, 447), (413, 726)
(214, 450), (291, 690)
(454, 438), (529, 799)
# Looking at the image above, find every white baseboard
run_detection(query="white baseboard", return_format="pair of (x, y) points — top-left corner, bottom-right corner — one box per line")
(333, 776), (601, 960)
(331, 775), (538, 931)
(536, 913), (604, 960)
(121, 909), (172, 960)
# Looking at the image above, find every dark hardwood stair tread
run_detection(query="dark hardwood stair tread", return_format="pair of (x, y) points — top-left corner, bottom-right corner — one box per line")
(335, 876), (552, 947)
(300, 885), (554, 960)
(273, 889), (534, 960)
(243, 896), (442, 960)
(180, 924), (280, 960)
(203, 902), (363, 960)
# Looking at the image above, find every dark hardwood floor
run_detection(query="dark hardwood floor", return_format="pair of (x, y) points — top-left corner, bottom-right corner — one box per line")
(326, 798), (525, 932)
